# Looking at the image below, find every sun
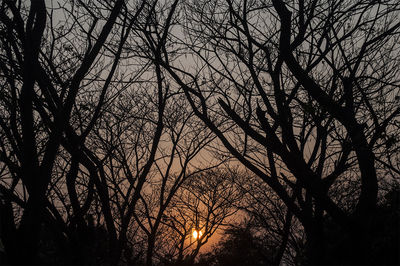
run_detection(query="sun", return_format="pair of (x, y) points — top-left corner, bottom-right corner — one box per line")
(192, 229), (203, 239)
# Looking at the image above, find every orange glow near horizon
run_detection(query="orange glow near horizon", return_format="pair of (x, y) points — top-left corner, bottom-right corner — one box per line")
(192, 229), (203, 239)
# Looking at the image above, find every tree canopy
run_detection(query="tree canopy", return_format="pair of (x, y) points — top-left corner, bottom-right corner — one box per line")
(0, 0), (399, 265)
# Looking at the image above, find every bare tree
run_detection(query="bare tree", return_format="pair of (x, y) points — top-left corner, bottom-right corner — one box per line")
(231, 169), (304, 265)
(1, 0), (399, 264)
(155, 0), (400, 264)
(0, 0), (146, 263)
(130, 97), (217, 265)
(158, 168), (241, 265)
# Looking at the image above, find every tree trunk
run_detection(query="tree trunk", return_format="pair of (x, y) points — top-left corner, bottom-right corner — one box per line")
(302, 201), (325, 266)
(304, 222), (325, 265)
(146, 235), (156, 266)
(0, 198), (17, 264)
(274, 209), (292, 265)
(17, 193), (44, 264)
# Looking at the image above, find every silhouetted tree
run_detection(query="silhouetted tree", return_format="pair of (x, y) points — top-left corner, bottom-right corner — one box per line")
(155, 0), (400, 264)
(124, 92), (215, 266)
(158, 168), (241, 265)
(1, 0), (399, 265)
(0, 0), (132, 263)
(0, 0), (147, 263)
(210, 221), (278, 266)
(231, 169), (304, 265)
